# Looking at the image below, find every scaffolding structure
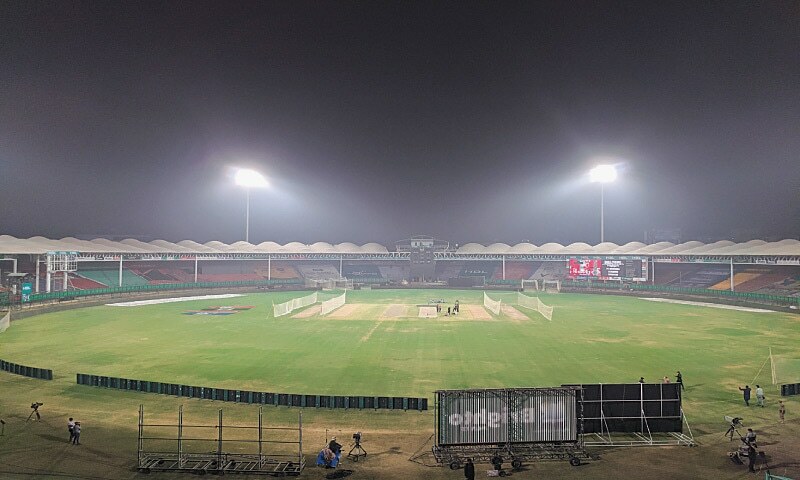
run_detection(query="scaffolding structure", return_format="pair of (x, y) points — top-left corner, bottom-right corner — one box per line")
(137, 405), (304, 476)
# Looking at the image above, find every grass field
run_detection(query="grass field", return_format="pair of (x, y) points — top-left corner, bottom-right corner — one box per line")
(1, 289), (799, 479)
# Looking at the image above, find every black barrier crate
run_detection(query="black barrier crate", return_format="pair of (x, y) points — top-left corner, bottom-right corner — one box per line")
(213, 389), (224, 401)
(110, 377), (119, 388)
(278, 394), (289, 406)
(203, 388), (214, 400)
(100, 377), (110, 388)
(348, 396), (360, 409)
(393, 397), (404, 410)
(378, 397), (390, 409)
(334, 396), (346, 409)
(782, 383), (799, 397)
(407, 398), (419, 410)
(290, 394), (302, 407)
(364, 397), (376, 409)
(319, 395), (331, 408)
(265, 393), (276, 405)
(420, 398), (428, 411)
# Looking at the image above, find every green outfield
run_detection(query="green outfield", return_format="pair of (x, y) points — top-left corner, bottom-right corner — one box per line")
(2, 289), (798, 423)
(1, 289), (799, 479)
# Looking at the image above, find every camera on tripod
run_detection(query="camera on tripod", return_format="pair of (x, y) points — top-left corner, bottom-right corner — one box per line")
(31, 402), (43, 409)
(348, 431), (366, 461)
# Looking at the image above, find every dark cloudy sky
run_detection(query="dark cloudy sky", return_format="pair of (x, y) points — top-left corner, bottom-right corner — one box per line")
(2, 1), (799, 246)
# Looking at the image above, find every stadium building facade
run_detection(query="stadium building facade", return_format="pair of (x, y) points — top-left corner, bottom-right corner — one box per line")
(0, 235), (799, 306)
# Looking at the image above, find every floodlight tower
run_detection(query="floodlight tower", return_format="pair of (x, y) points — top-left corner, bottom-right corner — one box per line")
(234, 168), (269, 243)
(589, 164), (617, 243)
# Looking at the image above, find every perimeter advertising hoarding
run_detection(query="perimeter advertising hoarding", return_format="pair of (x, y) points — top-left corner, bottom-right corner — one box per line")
(436, 388), (578, 446)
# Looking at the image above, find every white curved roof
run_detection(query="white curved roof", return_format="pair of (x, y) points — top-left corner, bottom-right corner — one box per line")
(0, 235), (797, 256)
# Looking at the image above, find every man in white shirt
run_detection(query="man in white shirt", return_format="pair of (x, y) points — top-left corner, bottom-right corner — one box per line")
(755, 385), (765, 407)
(67, 417), (75, 443)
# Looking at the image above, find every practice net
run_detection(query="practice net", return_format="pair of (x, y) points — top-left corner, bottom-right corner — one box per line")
(517, 292), (554, 321)
(273, 292), (319, 318)
(320, 291), (346, 315)
(0, 311), (9, 333)
(483, 292), (502, 315)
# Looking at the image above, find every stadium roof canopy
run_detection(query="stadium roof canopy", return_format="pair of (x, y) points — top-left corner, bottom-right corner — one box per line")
(0, 235), (799, 256)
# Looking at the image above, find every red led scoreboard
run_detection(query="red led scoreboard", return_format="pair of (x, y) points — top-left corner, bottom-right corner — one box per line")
(568, 257), (648, 281)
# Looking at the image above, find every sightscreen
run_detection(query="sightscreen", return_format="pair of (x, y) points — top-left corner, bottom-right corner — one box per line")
(567, 383), (682, 433)
(436, 388), (579, 446)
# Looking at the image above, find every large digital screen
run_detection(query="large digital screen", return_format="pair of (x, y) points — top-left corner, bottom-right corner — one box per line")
(568, 257), (647, 281)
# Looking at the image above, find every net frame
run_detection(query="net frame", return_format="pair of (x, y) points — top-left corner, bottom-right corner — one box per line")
(542, 280), (561, 292)
(0, 311), (10, 333)
(516, 292), (554, 321)
(273, 292), (319, 318)
(320, 291), (346, 315)
(521, 279), (540, 291)
(483, 292), (502, 315)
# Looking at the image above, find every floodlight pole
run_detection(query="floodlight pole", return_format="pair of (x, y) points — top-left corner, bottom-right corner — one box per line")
(600, 183), (605, 244)
(245, 188), (251, 243)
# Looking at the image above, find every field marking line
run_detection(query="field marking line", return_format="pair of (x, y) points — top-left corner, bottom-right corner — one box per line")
(106, 294), (244, 307)
(639, 297), (775, 313)
(360, 319), (384, 342)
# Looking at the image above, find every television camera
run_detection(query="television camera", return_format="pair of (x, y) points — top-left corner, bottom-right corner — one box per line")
(348, 431), (367, 461)
(27, 402), (43, 421)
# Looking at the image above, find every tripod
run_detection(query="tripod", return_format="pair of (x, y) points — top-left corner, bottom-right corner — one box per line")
(348, 440), (367, 462)
(27, 406), (41, 422)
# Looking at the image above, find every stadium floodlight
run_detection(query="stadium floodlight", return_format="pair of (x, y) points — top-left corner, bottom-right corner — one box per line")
(589, 164), (618, 243)
(234, 168), (269, 243)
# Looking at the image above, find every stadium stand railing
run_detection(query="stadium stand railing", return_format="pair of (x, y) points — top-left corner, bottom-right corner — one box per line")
(14, 278), (304, 305)
(562, 280), (800, 307)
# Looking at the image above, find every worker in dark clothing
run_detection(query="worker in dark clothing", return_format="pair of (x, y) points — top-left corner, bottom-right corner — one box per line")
(748, 445), (757, 473)
(464, 458), (475, 480)
(739, 385), (752, 406)
(491, 453), (503, 472)
(676, 371), (684, 391)
(328, 437), (342, 455)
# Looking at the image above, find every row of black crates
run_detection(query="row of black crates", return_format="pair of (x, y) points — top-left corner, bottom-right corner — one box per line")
(76, 374), (428, 411)
(0, 359), (53, 380)
(781, 383), (800, 397)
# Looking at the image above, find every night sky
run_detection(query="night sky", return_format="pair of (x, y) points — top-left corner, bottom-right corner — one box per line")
(3, 1), (799, 247)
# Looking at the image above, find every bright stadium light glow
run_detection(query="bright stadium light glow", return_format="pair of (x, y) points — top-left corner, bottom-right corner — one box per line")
(234, 168), (269, 188)
(233, 168), (269, 243)
(588, 163), (620, 243)
(589, 164), (618, 183)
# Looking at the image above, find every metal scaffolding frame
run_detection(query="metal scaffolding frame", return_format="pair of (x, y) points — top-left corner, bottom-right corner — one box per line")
(137, 405), (304, 476)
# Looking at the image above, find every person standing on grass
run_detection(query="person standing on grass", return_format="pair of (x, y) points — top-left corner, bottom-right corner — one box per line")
(67, 417), (75, 443)
(755, 385), (765, 407)
(748, 444), (757, 473)
(464, 458), (475, 480)
(779, 401), (785, 423)
(72, 422), (81, 445)
(639, 377), (645, 384)
(676, 371), (684, 391)
(739, 385), (752, 406)
(663, 376), (670, 383)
